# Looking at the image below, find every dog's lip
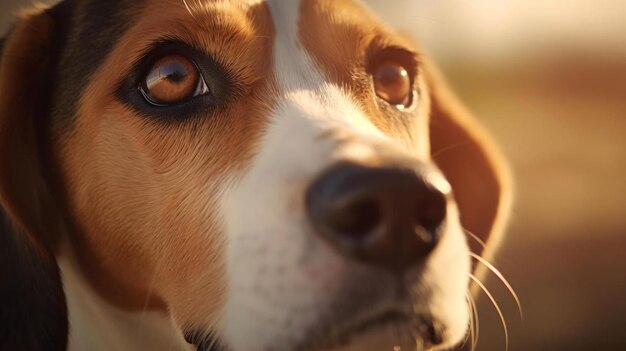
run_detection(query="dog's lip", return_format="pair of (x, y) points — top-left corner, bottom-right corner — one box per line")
(333, 309), (411, 339)
(186, 309), (443, 351)
(310, 300), (445, 351)
(182, 309), (413, 351)
(314, 305), (416, 350)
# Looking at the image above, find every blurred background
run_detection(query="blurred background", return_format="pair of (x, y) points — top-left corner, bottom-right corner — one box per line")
(2, 0), (625, 350)
(367, 1), (626, 350)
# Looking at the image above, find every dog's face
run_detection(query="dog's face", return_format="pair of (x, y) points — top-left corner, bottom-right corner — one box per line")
(0, 1), (510, 350)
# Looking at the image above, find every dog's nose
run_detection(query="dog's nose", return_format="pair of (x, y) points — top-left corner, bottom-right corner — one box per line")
(306, 162), (449, 272)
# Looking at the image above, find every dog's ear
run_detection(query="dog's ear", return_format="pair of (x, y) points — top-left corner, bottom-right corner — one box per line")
(425, 58), (512, 260)
(0, 6), (68, 351)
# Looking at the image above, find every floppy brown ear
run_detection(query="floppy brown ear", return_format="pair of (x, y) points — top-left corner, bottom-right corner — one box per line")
(425, 58), (512, 262)
(0, 6), (68, 351)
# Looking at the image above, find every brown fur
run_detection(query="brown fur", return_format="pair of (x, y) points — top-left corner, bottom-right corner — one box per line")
(0, 0), (509, 346)
(298, 0), (428, 150)
(298, 0), (510, 255)
(54, 0), (276, 325)
(0, 5), (65, 253)
(425, 57), (512, 259)
(0, 1), (276, 331)
(0, 6), (69, 350)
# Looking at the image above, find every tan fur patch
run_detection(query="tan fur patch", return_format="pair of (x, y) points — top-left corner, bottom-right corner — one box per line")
(298, 0), (510, 257)
(298, 0), (428, 152)
(53, 0), (276, 326)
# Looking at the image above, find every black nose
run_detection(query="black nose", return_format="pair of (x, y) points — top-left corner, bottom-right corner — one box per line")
(306, 162), (449, 272)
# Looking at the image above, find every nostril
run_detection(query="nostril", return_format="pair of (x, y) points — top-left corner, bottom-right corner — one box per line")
(326, 196), (381, 239)
(415, 189), (447, 232)
(306, 161), (449, 271)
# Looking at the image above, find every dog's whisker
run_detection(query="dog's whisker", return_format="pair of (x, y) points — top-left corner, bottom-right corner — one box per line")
(465, 227), (523, 321)
(471, 294), (480, 351)
(469, 253), (523, 321)
(460, 295), (472, 350)
(463, 228), (487, 250)
(182, 0), (195, 18)
(467, 291), (480, 351)
(431, 141), (472, 160)
(462, 293), (478, 351)
(167, 329), (179, 351)
(464, 294), (473, 351)
(469, 274), (509, 351)
(136, 254), (166, 343)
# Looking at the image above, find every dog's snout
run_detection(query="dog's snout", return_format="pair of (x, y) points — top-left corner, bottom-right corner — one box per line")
(306, 162), (450, 272)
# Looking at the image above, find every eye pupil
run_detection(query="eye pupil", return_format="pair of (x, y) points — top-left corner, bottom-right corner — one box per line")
(373, 60), (412, 108)
(162, 63), (187, 82)
(142, 55), (203, 106)
(147, 61), (188, 87)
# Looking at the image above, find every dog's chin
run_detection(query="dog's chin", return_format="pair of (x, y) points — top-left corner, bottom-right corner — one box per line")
(187, 310), (458, 351)
(313, 312), (438, 351)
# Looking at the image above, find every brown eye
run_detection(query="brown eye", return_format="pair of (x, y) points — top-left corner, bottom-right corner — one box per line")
(372, 60), (412, 108)
(141, 55), (207, 106)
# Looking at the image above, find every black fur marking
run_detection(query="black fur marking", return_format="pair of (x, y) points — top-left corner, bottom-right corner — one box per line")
(117, 40), (236, 124)
(0, 12), (68, 350)
(0, 1), (143, 349)
(0, 208), (68, 351)
(48, 0), (144, 132)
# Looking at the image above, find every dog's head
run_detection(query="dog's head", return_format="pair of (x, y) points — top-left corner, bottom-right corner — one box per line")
(0, 1), (510, 350)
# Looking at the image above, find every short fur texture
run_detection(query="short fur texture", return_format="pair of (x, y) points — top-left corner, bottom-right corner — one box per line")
(0, 1), (510, 350)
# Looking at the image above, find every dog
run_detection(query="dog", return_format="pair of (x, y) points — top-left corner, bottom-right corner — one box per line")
(0, 0), (511, 350)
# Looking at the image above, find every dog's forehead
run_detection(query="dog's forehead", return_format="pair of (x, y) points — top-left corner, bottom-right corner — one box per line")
(49, 0), (408, 140)
(44, 0), (430, 169)
(50, 0), (383, 100)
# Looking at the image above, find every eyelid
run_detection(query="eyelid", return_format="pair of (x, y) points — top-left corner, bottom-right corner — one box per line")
(368, 45), (420, 79)
(117, 39), (234, 123)
(130, 40), (201, 86)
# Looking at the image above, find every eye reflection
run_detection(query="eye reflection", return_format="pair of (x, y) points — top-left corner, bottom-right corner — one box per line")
(141, 54), (207, 106)
(372, 59), (412, 108)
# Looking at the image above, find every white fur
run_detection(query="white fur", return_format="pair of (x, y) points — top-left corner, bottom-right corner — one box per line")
(59, 1), (472, 350)
(218, 1), (470, 350)
(58, 244), (191, 351)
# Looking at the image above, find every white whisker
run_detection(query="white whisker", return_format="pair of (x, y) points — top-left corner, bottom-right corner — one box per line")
(469, 292), (480, 351)
(469, 274), (509, 351)
(470, 253), (523, 321)
(463, 228), (487, 250)
(136, 254), (166, 343)
(182, 0), (195, 18)
(431, 141), (472, 160)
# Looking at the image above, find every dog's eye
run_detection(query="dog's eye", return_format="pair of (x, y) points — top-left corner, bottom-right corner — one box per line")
(372, 60), (412, 108)
(140, 55), (209, 106)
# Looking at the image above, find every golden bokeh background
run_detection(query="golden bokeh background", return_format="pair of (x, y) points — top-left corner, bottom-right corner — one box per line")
(368, 1), (626, 350)
(2, 0), (625, 350)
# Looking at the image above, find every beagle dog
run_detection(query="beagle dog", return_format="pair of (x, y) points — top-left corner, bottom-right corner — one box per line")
(0, 0), (510, 350)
